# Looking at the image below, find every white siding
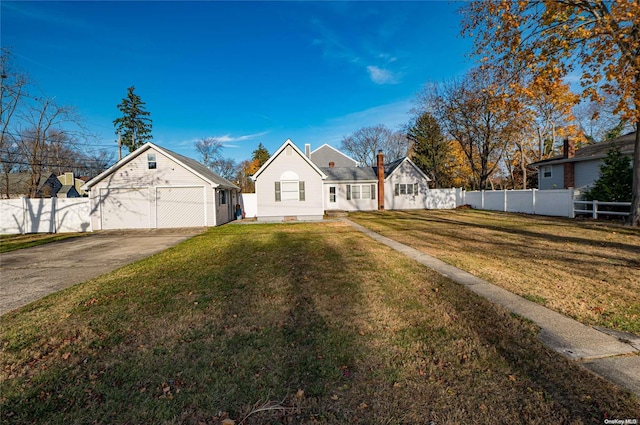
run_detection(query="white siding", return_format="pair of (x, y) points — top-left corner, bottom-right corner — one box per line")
(89, 147), (216, 229)
(384, 161), (430, 210)
(323, 182), (377, 211)
(255, 144), (324, 221)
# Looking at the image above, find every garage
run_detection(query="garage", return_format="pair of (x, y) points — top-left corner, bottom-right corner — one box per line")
(100, 187), (150, 230)
(156, 186), (205, 228)
(84, 143), (239, 230)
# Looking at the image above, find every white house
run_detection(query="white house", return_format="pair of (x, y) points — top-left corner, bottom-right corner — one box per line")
(82, 142), (239, 230)
(252, 139), (431, 221)
(252, 139), (327, 222)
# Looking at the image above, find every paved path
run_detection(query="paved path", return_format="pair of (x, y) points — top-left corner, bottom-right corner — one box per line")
(0, 228), (205, 316)
(344, 218), (640, 397)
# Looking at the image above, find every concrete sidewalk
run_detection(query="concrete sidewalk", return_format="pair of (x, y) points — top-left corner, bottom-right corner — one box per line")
(344, 218), (640, 397)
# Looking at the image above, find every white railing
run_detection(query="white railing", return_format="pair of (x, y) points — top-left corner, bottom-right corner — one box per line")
(573, 200), (631, 219)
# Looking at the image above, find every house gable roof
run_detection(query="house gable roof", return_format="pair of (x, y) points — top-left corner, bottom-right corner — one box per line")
(530, 132), (636, 168)
(82, 142), (239, 191)
(310, 144), (358, 168)
(375, 157), (431, 182)
(252, 139), (328, 180)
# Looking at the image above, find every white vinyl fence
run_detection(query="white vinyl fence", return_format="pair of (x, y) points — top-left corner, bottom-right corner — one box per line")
(0, 198), (91, 235)
(461, 189), (578, 218)
(238, 193), (257, 219)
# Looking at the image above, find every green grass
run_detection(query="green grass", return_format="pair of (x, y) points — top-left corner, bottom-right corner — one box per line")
(0, 233), (88, 253)
(350, 209), (640, 335)
(1, 222), (638, 424)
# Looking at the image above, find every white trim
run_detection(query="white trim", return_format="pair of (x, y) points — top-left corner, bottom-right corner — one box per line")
(252, 139), (328, 180)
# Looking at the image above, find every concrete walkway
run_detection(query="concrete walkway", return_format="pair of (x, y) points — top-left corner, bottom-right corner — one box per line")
(343, 218), (640, 397)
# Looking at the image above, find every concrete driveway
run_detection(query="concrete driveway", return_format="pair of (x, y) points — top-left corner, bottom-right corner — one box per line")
(0, 228), (205, 316)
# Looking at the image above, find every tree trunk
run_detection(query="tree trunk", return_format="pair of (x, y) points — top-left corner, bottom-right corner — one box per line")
(630, 124), (640, 226)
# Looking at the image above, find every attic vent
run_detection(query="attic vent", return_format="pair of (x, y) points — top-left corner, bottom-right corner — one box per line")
(286, 145), (293, 156)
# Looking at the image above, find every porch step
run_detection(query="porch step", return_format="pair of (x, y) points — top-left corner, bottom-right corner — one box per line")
(325, 210), (349, 218)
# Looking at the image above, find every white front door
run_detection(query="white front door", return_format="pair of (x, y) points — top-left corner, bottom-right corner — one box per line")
(328, 186), (338, 209)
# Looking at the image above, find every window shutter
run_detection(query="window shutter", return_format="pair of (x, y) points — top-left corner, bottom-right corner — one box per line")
(346, 185), (351, 200)
(371, 184), (376, 200)
(275, 181), (281, 202)
(395, 183), (399, 196)
(414, 183), (419, 195)
(299, 181), (305, 201)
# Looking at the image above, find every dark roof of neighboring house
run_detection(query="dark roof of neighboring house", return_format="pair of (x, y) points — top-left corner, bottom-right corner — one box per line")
(531, 131), (636, 167)
(58, 185), (79, 196)
(320, 167), (377, 181)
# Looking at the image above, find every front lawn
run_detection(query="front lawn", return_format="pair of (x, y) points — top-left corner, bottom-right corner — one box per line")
(350, 209), (640, 334)
(1, 222), (638, 424)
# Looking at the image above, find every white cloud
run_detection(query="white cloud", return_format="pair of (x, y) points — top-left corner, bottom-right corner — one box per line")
(214, 131), (269, 143)
(367, 66), (400, 85)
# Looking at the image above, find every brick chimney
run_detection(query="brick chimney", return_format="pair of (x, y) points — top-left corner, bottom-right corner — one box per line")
(377, 150), (384, 210)
(328, 161), (335, 168)
(563, 138), (575, 188)
(563, 138), (575, 158)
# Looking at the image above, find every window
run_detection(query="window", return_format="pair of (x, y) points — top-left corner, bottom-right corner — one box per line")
(329, 187), (336, 203)
(275, 180), (305, 202)
(219, 190), (227, 205)
(542, 166), (552, 178)
(147, 153), (157, 169)
(346, 184), (376, 200)
(395, 183), (419, 196)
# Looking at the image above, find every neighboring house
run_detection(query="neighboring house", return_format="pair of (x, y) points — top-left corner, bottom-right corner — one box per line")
(252, 139), (431, 221)
(57, 172), (88, 197)
(82, 142), (239, 230)
(531, 132), (636, 190)
(0, 172), (65, 199)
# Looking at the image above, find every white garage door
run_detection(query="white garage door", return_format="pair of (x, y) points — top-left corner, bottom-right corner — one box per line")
(156, 186), (205, 228)
(100, 188), (150, 230)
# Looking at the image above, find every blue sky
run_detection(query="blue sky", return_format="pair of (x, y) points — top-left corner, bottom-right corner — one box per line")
(2, 1), (473, 164)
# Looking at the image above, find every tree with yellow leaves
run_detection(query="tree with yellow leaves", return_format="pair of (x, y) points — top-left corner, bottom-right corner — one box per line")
(462, 0), (640, 224)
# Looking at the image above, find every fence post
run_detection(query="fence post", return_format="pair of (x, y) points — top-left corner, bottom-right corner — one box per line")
(569, 188), (575, 218)
(481, 190), (485, 209)
(21, 197), (27, 234)
(532, 189), (536, 215)
(593, 200), (598, 219)
(503, 190), (508, 212)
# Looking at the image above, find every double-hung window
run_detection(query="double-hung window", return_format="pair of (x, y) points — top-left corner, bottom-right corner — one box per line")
(395, 183), (419, 196)
(147, 153), (157, 170)
(275, 181), (305, 202)
(346, 184), (376, 200)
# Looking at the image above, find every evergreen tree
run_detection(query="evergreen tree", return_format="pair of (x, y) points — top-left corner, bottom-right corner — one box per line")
(252, 143), (270, 167)
(407, 111), (453, 188)
(113, 86), (152, 153)
(584, 144), (633, 202)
